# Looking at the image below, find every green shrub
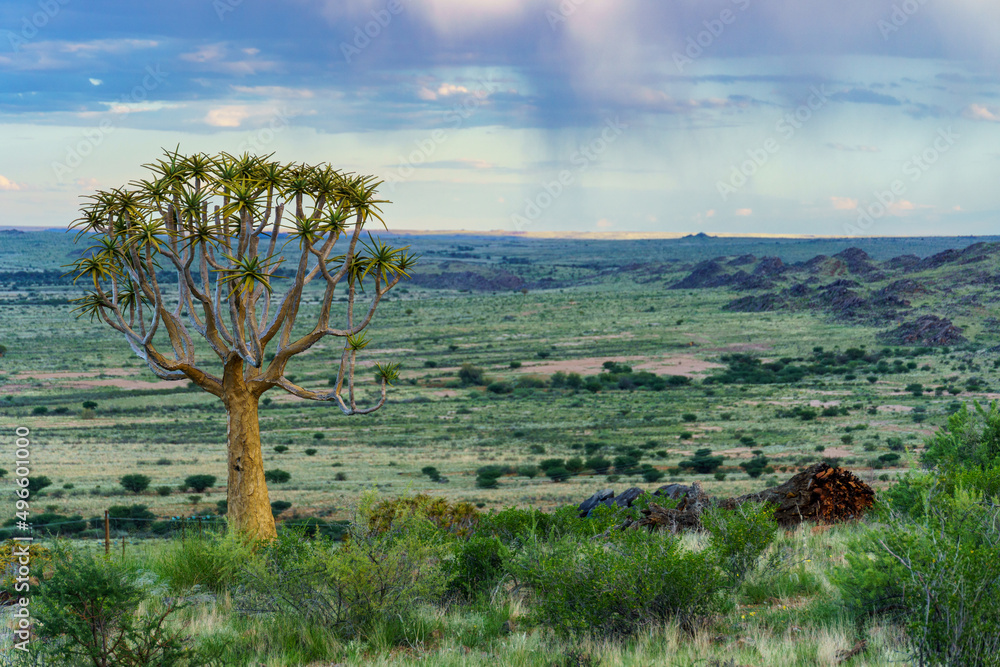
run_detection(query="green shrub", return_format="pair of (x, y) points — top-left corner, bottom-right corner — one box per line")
(833, 495), (1000, 666)
(923, 401), (1000, 473)
(545, 466), (571, 483)
(613, 454), (640, 476)
(238, 494), (449, 640)
(642, 468), (665, 484)
(681, 413), (697, 422)
(476, 465), (504, 489)
(304, 448), (317, 456)
(739, 455), (769, 479)
(538, 458), (565, 472)
(458, 363), (486, 386)
(585, 456), (612, 474)
(151, 531), (255, 593)
(510, 529), (729, 637)
(120, 474), (151, 494)
(486, 381), (513, 394)
(678, 449), (724, 474)
(516, 376), (547, 389)
(30, 544), (199, 666)
(446, 505), (568, 598)
(27, 475), (52, 496)
(156, 485), (173, 497)
(517, 464), (540, 478)
(702, 502), (777, 583)
(271, 500), (292, 517)
(264, 469), (291, 484)
(183, 474), (217, 493)
(565, 457), (584, 474)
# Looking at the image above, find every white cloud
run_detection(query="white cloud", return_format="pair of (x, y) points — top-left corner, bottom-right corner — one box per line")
(204, 106), (250, 127)
(88, 78), (103, 86)
(964, 103), (1000, 122)
(827, 142), (879, 153)
(180, 43), (277, 76)
(735, 208), (752, 216)
(830, 196), (858, 210)
(103, 101), (178, 114)
(231, 85), (315, 99)
(0, 175), (22, 191)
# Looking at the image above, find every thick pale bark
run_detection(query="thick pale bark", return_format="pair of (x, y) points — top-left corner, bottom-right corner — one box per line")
(223, 355), (276, 540)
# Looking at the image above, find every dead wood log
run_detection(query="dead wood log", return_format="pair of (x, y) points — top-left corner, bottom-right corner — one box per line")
(718, 463), (875, 526)
(619, 464), (875, 533)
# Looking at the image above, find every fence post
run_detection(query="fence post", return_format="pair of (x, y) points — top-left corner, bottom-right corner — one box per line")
(104, 510), (110, 556)
(121, 536), (125, 559)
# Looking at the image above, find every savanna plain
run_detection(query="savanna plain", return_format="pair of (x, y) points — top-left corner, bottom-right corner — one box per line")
(2, 230), (1000, 666)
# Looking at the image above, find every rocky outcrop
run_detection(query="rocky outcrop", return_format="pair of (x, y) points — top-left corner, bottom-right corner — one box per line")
(878, 315), (966, 346)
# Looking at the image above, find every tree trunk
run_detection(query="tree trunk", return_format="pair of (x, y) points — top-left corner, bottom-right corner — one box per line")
(223, 356), (277, 540)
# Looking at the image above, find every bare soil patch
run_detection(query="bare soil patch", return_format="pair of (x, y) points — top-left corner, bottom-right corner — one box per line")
(521, 355), (720, 377)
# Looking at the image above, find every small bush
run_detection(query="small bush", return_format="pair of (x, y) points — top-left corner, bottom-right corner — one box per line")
(739, 455), (769, 479)
(304, 448), (317, 456)
(264, 469), (291, 484)
(155, 486), (173, 497)
(486, 381), (513, 394)
(511, 529), (729, 637)
(27, 475), (52, 496)
(458, 363), (486, 386)
(151, 531), (254, 593)
(642, 468), (665, 484)
(239, 494), (450, 641)
(539, 458), (565, 472)
(585, 456), (612, 474)
(678, 449), (724, 475)
(183, 474), (217, 493)
(120, 474), (151, 494)
(702, 502), (777, 583)
(833, 497), (1000, 666)
(476, 465), (505, 489)
(545, 466), (571, 483)
(271, 500), (292, 517)
(30, 545), (199, 666)
(517, 464), (540, 478)
(274, 445), (289, 454)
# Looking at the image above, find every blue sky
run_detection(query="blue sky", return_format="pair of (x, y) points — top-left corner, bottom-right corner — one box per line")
(1, 0), (999, 236)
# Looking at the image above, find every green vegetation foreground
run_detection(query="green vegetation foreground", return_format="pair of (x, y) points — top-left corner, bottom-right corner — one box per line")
(7, 402), (1000, 666)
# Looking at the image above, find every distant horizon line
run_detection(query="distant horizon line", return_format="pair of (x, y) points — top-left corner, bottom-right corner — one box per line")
(2, 226), (999, 242)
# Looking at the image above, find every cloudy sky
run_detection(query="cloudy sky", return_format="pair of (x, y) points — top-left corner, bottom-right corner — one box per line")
(1, 0), (999, 236)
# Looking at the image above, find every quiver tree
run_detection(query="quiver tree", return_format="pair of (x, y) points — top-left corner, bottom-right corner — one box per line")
(68, 149), (415, 540)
